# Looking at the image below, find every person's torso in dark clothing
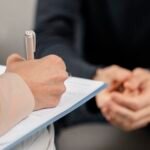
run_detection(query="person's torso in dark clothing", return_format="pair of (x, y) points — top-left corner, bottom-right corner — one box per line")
(82, 0), (150, 69)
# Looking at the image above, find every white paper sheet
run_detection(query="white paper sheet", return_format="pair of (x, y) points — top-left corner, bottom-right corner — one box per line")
(0, 65), (5, 74)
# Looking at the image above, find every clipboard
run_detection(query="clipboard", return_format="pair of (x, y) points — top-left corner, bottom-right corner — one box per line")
(0, 65), (106, 150)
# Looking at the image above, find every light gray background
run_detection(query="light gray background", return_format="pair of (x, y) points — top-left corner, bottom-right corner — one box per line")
(0, 0), (37, 64)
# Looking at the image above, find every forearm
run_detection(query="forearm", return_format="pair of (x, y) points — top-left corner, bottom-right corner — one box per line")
(0, 73), (35, 136)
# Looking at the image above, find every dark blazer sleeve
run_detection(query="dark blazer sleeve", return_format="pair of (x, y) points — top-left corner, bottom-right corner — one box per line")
(35, 0), (97, 79)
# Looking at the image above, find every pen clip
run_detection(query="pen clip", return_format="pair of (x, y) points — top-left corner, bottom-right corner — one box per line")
(32, 31), (36, 53)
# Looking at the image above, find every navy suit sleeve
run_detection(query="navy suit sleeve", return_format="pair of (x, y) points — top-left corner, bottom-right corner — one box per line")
(35, 0), (97, 79)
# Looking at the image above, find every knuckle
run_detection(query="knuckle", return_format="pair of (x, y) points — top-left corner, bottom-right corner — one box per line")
(128, 116), (136, 123)
(109, 65), (118, 70)
(53, 88), (61, 95)
(61, 72), (69, 80)
(55, 86), (66, 95)
(59, 85), (66, 94)
(49, 97), (60, 107)
(51, 74), (59, 80)
(111, 65), (119, 70)
(53, 55), (64, 63)
(50, 85), (66, 96)
(51, 73), (61, 81)
(134, 68), (143, 74)
(54, 71), (68, 81)
(62, 85), (67, 93)
(47, 55), (64, 64)
(131, 102), (140, 111)
(48, 54), (60, 60)
(112, 65), (117, 68)
(55, 57), (64, 64)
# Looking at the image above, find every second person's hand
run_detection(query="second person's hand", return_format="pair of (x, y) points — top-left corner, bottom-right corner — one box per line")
(94, 65), (132, 107)
(101, 68), (150, 131)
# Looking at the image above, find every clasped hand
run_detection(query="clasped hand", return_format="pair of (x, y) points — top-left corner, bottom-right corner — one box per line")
(95, 65), (150, 131)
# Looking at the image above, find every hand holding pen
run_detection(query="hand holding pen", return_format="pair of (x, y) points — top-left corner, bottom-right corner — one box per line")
(6, 30), (68, 110)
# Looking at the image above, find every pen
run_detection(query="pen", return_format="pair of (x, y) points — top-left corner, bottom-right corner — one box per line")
(25, 30), (36, 60)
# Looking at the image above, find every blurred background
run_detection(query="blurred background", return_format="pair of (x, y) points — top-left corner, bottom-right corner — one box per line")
(0, 0), (37, 64)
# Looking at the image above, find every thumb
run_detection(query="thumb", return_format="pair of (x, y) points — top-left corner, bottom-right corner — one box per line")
(6, 54), (25, 66)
